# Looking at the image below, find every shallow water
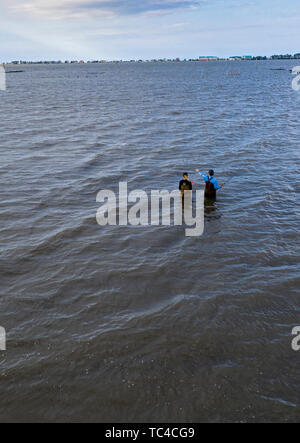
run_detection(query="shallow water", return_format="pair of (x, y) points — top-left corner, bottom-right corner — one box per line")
(0, 61), (299, 422)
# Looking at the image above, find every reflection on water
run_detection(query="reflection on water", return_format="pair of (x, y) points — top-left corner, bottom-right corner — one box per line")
(204, 197), (222, 222)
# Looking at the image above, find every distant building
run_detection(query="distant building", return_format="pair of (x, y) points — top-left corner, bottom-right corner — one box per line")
(198, 56), (219, 61)
(228, 56), (253, 61)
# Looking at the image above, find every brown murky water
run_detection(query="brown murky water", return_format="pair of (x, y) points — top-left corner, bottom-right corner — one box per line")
(0, 61), (299, 422)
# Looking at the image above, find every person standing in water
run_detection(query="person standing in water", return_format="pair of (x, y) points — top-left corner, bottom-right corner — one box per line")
(196, 169), (223, 199)
(179, 172), (192, 198)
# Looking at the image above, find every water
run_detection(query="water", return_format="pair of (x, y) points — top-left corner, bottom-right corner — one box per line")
(0, 61), (299, 423)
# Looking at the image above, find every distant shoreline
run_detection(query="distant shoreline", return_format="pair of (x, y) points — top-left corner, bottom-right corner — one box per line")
(3, 55), (300, 65)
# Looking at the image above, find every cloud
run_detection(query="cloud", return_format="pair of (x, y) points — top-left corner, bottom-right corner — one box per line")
(6, 0), (203, 19)
(76, 0), (201, 15)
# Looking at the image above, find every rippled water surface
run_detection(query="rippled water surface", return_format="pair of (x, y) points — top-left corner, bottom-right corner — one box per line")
(0, 61), (299, 422)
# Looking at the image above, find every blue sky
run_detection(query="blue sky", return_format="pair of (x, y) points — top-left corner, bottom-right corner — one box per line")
(0, 0), (299, 61)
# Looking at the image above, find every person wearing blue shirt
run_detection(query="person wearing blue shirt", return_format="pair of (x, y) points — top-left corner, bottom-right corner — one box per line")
(196, 169), (223, 199)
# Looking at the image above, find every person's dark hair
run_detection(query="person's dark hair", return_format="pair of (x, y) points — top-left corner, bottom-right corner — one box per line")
(183, 172), (189, 177)
(208, 169), (214, 176)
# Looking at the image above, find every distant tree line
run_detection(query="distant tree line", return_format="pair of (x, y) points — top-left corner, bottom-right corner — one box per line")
(270, 54), (300, 59)
(6, 53), (300, 64)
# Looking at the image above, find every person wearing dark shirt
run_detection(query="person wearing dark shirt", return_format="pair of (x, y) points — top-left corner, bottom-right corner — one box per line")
(179, 172), (192, 198)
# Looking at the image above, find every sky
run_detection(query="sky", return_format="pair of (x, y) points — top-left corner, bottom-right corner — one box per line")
(0, 0), (300, 61)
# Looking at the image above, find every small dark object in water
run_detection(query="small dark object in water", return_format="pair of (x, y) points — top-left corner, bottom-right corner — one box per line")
(6, 70), (24, 73)
(270, 68), (285, 71)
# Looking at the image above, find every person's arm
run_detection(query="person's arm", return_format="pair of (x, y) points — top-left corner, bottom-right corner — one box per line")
(195, 169), (208, 181)
(213, 178), (222, 190)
